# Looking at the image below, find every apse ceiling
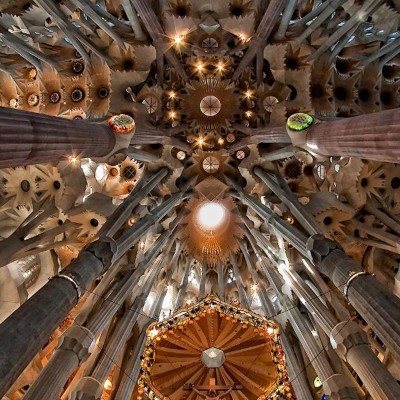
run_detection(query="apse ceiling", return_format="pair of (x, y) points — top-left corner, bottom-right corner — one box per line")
(137, 297), (290, 400)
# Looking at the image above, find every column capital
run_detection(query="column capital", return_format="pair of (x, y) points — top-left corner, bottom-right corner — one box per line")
(306, 234), (341, 263)
(84, 237), (117, 268)
(57, 325), (95, 364)
(323, 374), (360, 400)
(69, 377), (103, 400)
(107, 114), (135, 134)
(330, 321), (369, 361)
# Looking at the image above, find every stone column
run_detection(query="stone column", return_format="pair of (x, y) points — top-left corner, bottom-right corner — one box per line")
(199, 263), (207, 299)
(91, 257), (167, 385)
(68, 377), (103, 400)
(286, 110), (400, 163)
(0, 107), (135, 168)
(175, 257), (192, 311)
(72, 264), (167, 399)
(115, 178), (194, 258)
(257, 284), (276, 318)
(113, 330), (148, 400)
(244, 231), (359, 399)
(287, 303), (359, 399)
(229, 252), (250, 309)
(0, 188), (185, 397)
(85, 230), (177, 336)
(0, 239), (115, 398)
(279, 331), (314, 400)
(307, 235), (400, 360)
(89, 296), (146, 385)
(253, 166), (324, 236)
(238, 241), (274, 316)
(331, 321), (400, 400)
(23, 326), (95, 400)
(284, 267), (400, 400)
(114, 287), (168, 400)
(237, 183), (400, 361)
(217, 261), (225, 300)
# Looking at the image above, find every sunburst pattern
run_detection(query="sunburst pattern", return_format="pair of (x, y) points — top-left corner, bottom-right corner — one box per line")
(140, 297), (289, 400)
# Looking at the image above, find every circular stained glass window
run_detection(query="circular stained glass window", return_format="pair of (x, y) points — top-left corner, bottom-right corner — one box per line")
(200, 95), (221, 117)
(202, 156), (220, 174)
(142, 96), (158, 114)
(202, 37), (219, 53)
(177, 151), (186, 160)
(236, 150), (246, 160)
(263, 96), (279, 112)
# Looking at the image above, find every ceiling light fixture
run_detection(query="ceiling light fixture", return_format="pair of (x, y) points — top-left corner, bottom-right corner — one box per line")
(173, 34), (184, 45)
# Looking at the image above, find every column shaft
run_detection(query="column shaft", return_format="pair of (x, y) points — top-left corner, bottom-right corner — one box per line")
(287, 268), (400, 400)
(320, 249), (400, 359)
(114, 289), (168, 400)
(199, 263), (207, 299)
(240, 186), (400, 360)
(306, 109), (400, 163)
(23, 349), (79, 399)
(280, 332), (314, 400)
(0, 245), (110, 397)
(0, 107), (116, 168)
(347, 345), (400, 400)
(175, 257), (192, 311)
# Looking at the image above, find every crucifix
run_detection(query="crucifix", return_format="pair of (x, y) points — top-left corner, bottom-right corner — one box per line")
(183, 377), (242, 399)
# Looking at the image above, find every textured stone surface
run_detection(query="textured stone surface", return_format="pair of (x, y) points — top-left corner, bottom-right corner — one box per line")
(69, 377), (103, 400)
(58, 326), (95, 363)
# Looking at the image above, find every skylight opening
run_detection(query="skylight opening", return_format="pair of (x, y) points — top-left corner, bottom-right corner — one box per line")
(196, 202), (226, 231)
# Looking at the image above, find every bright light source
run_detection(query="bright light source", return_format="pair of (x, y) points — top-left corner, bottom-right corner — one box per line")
(197, 137), (204, 146)
(104, 379), (113, 390)
(245, 90), (252, 98)
(218, 138), (224, 145)
(69, 155), (79, 164)
(169, 110), (176, 119)
(196, 202), (226, 231)
(245, 110), (252, 118)
(197, 63), (204, 72)
(174, 35), (184, 45)
(238, 33), (246, 41)
(149, 327), (159, 338)
(217, 63), (224, 71)
(209, 350), (217, 358)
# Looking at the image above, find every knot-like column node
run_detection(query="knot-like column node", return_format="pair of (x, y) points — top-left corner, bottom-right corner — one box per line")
(57, 326), (95, 364)
(330, 321), (369, 362)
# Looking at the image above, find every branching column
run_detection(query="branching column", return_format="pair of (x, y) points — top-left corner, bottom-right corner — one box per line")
(0, 183), (187, 397)
(22, 225), (178, 400)
(280, 332), (314, 400)
(199, 263), (207, 299)
(0, 239), (116, 398)
(229, 252), (250, 309)
(234, 183), (400, 361)
(283, 266), (400, 400)
(260, 257), (359, 399)
(113, 287), (168, 400)
(175, 257), (193, 311)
